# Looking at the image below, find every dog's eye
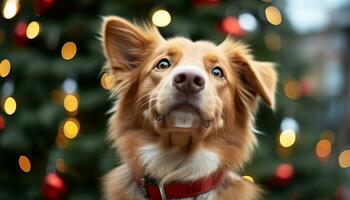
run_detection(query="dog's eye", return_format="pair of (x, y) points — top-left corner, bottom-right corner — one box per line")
(156, 59), (171, 70)
(211, 66), (224, 78)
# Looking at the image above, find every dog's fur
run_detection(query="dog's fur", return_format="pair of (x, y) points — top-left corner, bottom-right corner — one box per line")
(101, 16), (277, 200)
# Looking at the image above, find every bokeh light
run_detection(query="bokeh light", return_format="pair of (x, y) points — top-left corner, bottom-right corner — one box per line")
(265, 32), (281, 51)
(0, 59), (11, 78)
(152, 9), (171, 27)
(242, 175), (254, 183)
(284, 80), (301, 100)
(275, 163), (294, 180)
(3, 96), (16, 115)
(63, 118), (79, 139)
(101, 73), (114, 90)
(279, 129), (296, 148)
(339, 150), (350, 168)
(315, 139), (332, 159)
(63, 94), (78, 112)
(61, 42), (77, 60)
(222, 16), (244, 36)
(18, 155), (31, 173)
(265, 6), (282, 25)
(238, 13), (258, 32)
(26, 21), (40, 39)
(2, 0), (20, 19)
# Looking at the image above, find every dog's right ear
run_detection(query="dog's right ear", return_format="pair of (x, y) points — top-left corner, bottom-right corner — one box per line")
(102, 16), (163, 72)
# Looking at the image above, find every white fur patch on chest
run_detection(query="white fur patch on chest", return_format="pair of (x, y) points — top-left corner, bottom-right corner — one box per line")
(138, 144), (220, 184)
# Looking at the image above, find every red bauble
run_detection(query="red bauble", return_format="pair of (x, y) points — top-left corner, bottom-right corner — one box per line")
(219, 16), (245, 37)
(43, 173), (67, 200)
(14, 21), (28, 46)
(192, 0), (221, 6)
(0, 115), (4, 131)
(33, 0), (55, 16)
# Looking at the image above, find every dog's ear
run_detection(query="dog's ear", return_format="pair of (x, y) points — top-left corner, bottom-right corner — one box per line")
(102, 16), (163, 72)
(220, 39), (277, 109)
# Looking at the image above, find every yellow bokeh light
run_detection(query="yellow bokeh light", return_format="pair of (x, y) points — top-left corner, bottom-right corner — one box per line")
(101, 73), (114, 90)
(339, 150), (350, 168)
(152, 9), (171, 27)
(26, 21), (40, 39)
(61, 42), (77, 60)
(63, 94), (78, 112)
(243, 176), (254, 183)
(63, 118), (79, 139)
(279, 129), (296, 148)
(3, 0), (20, 19)
(265, 33), (281, 51)
(3, 96), (16, 115)
(284, 80), (300, 100)
(315, 139), (332, 159)
(18, 155), (31, 173)
(0, 59), (11, 78)
(265, 6), (282, 25)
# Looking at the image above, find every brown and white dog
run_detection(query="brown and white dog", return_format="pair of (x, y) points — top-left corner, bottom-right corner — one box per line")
(101, 16), (277, 200)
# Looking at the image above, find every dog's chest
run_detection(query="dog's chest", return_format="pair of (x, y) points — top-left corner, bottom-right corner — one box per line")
(138, 144), (220, 184)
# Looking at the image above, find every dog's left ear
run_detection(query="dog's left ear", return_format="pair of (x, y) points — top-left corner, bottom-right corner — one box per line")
(102, 16), (163, 72)
(220, 39), (277, 109)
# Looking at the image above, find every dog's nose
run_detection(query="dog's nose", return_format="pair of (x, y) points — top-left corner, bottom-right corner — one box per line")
(173, 71), (205, 94)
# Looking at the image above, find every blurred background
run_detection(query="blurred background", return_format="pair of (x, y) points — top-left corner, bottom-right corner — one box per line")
(0, 0), (350, 199)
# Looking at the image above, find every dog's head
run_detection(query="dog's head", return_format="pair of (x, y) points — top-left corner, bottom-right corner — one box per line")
(102, 16), (277, 171)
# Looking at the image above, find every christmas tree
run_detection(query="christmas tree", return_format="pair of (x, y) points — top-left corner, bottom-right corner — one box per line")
(0, 0), (348, 199)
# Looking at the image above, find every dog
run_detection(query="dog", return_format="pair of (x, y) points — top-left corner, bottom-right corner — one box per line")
(101, 16), (277, 200)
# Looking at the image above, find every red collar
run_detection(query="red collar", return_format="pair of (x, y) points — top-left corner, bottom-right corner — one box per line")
(135, 170), (225, 200)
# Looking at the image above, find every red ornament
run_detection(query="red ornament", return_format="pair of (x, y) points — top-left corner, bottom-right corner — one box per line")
(192, 0), (221, 6)
(14, 21), (28, 46)
(43, 173), (67, 200)
(0, 115), (4, 131)
(33, 0), (55, 16)
(219, 16), (245, 37)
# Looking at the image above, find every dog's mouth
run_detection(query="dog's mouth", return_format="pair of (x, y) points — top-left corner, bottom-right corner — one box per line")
(154, 103), (211, 131)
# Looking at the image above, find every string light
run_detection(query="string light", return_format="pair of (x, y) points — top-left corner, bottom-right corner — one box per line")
(63, 118), (79, 139)
(26, 21), (40, 39)
(61, 42), (77, 60)
(284, 80), (300, 100)
(152, 9), (171, 27)
(18, 155), (31, 173)
(2, 0), (20, 19)
(279, 129), (296, 148)
(339, 150), (350, 168)
(3, 96), (16, 115)
(265, 6), (282, 25)
(315, 139), (332, 159)
(265, 33), (281, 51)
(242, 176), (254, 183)
(0, 59), (11, 78)
(63, 94), (78, 112)
(101, 73), (114, 90)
